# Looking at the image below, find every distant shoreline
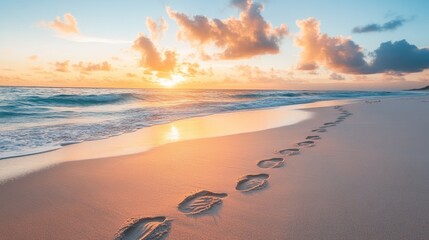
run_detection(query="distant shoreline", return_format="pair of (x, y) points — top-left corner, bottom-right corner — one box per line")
(408, 85), (429, 91)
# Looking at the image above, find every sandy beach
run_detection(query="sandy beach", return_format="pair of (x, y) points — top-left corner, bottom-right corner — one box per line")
(1, 96), (429, 239)
(2, 0), (429, 239)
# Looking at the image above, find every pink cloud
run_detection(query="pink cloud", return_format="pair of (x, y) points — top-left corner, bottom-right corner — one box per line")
(295, 18), (367, 74)
(53, 60), (112, 73)
(54, 61), (70, 72)
(167, 0), (288, 59)
(46, 13), (80, 35)
(133, 34), (177, 78)
(72, 61), (112, 73)
(146, 17), (168, 41)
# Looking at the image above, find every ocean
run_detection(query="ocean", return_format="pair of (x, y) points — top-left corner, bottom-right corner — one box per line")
(0, 87), (424, 159)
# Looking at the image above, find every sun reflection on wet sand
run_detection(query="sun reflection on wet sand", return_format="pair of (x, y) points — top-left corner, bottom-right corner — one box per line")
(166, 125), (181, 141)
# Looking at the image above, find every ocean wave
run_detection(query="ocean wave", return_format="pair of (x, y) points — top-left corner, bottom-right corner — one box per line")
(0, 110), (35, 118)
(21, 93), (138, 106)
(231, 90), (401, 100)
(232, 92), (304, 99)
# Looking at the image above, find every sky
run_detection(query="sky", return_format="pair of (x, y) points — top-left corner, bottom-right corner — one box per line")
(0, 0), (429, 90)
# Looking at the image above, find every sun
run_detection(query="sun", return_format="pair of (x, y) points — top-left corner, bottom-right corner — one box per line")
(157, 74), (185, 88)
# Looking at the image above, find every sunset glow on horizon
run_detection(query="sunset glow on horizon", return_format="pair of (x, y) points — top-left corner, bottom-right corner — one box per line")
(1, 0), (429, 90)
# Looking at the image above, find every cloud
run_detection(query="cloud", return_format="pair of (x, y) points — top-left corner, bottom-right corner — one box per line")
(42, 13), (130, 44)
(295, 18), (429, 75)
(146, 17), (168, 40)
(330, 72), (345, 80)
(28, 55), (38, 61)
(46, 13), (80, 34)
(232, 64), (300, 86)
(177, 64), (302, 89)
(54, 61), (70, 72)
(54, 60), (112, 73)
(370, 40), (429, 73)
(132, 34), (211, 80)
(295, 18), (368, 73)
(179, 62), (213, 77)
(126, 73), (137, 78)
(352, 17), (408, 33)
(167, 0), (288, 59)
(133, 34), (177, 78)
(297, 62), (317, 71)
(72, 61), (112, 73)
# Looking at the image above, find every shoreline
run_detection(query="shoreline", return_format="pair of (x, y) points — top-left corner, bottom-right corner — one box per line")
(0, 99), (351, 183)
(1, 97), (360, 161)
(2, 89), (422, 162)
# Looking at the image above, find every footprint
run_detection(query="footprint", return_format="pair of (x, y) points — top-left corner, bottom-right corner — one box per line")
(114, 216), (172, 240)
(296, 140), (315, 148)
(236, 174), (269, 192)
(312, 128), (327, 133)
(178, 190), (227, 215)
(257, 157), (284, 168)
(323, 122), (336, 127)
(278, 148), (300, 156)
(306, 135), (321, 140)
